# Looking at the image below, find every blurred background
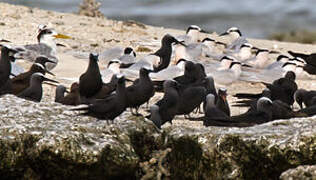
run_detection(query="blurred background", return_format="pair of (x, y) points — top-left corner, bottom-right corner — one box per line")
(3, 0), (316, 42)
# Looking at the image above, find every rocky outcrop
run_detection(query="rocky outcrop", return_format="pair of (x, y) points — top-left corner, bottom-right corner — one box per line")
(0, 95), (315, 179)
(280, 165), (316, 180)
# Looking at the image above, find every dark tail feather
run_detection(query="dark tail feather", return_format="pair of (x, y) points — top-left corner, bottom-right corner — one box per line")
(233, 93), (262, 99)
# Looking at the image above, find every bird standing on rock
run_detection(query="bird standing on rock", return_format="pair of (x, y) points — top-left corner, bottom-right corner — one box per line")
(73, 75), (127, 120)
(17, 73), (58, 102)
(126, 68), (155, 115)
(79, 53), (103, 100)
(55, 82), (81, 106)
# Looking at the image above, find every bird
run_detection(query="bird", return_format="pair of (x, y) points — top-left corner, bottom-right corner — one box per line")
(149, 58), (186, 81)
(228, 43), (254, 61)
(92, 75), (119, 100)
(153, 34), (186, 72)
(203, 93), (231, 127)
(176, 85), (207, 118)
(118, 47), (137, 68)
(216, 88), (230, 116)
(13, 27), (71, 70)
(11, 62), (55, 95)
(235, 71), (298, 106)
(294, 89), (316, 109)
(208, 61), (242, 86)
(72, 75), (127, 120)
(242, 49), (271, 69)
(55, 82), (81, 106)
(176, 25), (208, 44)
(17, 73), (58, 102)
(79, 53), (103, 99)
(125, 68), (155, 115)
(264, 55), (290, 70)
(155, 80), (180, 126)
(0, 45), (19, 95)
(101, 59), (121, 83)
(219, 27), (247, 51)
(230, 97), (274, 125)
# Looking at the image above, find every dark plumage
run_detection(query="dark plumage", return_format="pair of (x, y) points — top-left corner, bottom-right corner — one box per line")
(234, 71), (297, 106)
(216, 88), (230, 116)
(155, 80), (180, 125)
(0, 45), (19, 95)
(55, 82), (81, 106)
(18, 73), (58, 102)
(11, 61), (55, 95)
(294, 89), (316, 109)
(79, 53), (103, 98)
(153, 34), (186, 72)
(126, 68), (155, 115)
(176, 86), (206, 117)
(73, 75), (127, 120)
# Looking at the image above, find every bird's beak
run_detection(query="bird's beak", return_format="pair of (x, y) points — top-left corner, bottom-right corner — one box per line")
(175, 40), (187, 47)
(44, 59), (57, 64)
(269, 50), (280, 54)
(200, 29), (209, 33)
(53, 34), (71, 39)
(56, 43), (67, 47)
(65, 89), (70, 93)
(219, 32), (229, 36)
(241, 63), (253, 68)
(43, 77), (59, 84)
(10, 73), (17, 77)
(251, 46), (259, 51)
(298, 102), (303, 109)
(45, 69), (55, 76)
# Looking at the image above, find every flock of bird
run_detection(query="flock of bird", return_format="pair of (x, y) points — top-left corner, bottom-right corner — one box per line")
(2, 24), (316, 129)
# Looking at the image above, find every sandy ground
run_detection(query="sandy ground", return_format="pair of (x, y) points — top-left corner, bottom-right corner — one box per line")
(1, 2), (316, 127)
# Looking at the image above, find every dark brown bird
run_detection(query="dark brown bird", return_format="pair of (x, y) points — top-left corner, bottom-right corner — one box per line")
(126, 68), (155, 115)
(0, 45), (19, 95)
(18, 73), (58, 102)
(11, 59), (55, 95)
(55, 82), (81, 106)
(73, 75), (127, 120)
(79, 53), (103, 99)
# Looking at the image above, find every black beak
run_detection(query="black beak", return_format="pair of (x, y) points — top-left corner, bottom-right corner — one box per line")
(65, 89), (70, 93)
(219, 32), (229, 36)
(45, 69), (55, 76)
(269, 50), (280, 54)
(44, 59), (57, 64)
(43, 77), (59, 84)
(174, 40), (187, 47)
(241, 63), (253, 68)
(56, 43), (67, 47)
(251, 46), (259, 51)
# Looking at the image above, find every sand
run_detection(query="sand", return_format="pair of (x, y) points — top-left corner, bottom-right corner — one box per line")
(1, 2), (316, 127)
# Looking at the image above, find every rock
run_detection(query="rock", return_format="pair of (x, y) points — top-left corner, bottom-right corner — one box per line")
(280, 165), (316, 180)
(0, 95), (315, 179)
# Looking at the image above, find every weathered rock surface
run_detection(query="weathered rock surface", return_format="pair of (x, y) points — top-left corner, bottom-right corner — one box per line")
(280, 165), (316, 180)
(0, 95), (315, 179)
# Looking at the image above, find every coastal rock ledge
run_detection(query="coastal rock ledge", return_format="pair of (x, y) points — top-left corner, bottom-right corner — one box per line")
(0, 95), (315, 179)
